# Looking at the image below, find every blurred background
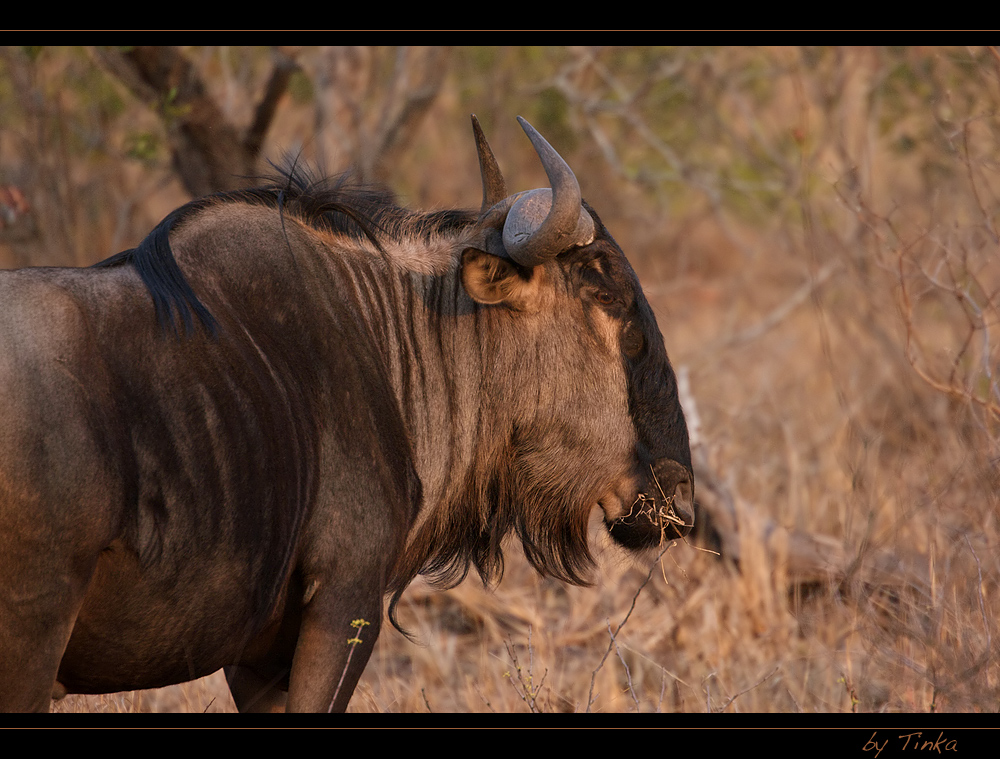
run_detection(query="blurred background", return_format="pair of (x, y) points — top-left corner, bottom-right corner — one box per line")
(3, 45), (997, 713)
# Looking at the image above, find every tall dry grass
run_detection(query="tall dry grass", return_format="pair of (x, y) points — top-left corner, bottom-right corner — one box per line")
(6, 46), (998, 713)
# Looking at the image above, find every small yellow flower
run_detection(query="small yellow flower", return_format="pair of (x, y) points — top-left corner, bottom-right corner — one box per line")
(346, 618), (370, 646)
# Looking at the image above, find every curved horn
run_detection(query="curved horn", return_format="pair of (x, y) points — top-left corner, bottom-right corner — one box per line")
(502, 116), (595, 267)
(471, 115), (507, 214)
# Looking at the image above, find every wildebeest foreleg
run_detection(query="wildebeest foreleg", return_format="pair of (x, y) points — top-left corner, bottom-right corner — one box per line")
(284, 584), (382, 713)
(0, 552), (94, 712)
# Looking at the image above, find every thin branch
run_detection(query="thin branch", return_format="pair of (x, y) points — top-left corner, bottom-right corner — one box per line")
(715, 666), (780, 713)
(897, 236), (1000, 420)
(504, 628), (548, 713)
(961, 119), (1000, 244)
(586, 543), (670, 712)
(607, 620), (640, 710)
(709, 261), (841, 353)
(964, 535), (992, 660)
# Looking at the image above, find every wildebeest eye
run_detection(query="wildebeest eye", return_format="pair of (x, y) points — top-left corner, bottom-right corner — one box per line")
(594, 290), (616, 306)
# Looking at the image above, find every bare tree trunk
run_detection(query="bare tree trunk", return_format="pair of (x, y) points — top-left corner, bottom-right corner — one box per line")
(93, 46), (300, 197)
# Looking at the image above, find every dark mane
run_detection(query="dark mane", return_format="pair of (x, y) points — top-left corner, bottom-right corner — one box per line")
(94, 165), (477, 337)
(265, 164), (477, 244)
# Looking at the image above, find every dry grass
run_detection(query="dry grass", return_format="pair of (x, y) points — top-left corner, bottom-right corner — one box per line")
(51, 671), (235, 714)
(6, 46), (999, 714)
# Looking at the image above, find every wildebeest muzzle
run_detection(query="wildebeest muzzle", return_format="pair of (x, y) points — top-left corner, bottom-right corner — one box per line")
(606, 459), (694, 549)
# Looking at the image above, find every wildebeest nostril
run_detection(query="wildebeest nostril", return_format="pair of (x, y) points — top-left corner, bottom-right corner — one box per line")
(665, 480), (694, 539)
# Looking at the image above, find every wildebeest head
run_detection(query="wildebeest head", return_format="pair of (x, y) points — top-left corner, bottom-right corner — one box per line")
(450, 117), (694, 584)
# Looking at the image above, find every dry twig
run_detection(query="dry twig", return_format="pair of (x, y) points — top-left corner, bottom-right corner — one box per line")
(586, 543), (670, 713)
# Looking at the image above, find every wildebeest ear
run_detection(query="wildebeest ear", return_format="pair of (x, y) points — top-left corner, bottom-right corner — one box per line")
(461, 248), (539, 309)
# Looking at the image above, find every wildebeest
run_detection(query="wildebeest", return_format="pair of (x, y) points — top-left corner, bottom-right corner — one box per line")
(0, 116), (692, 712)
